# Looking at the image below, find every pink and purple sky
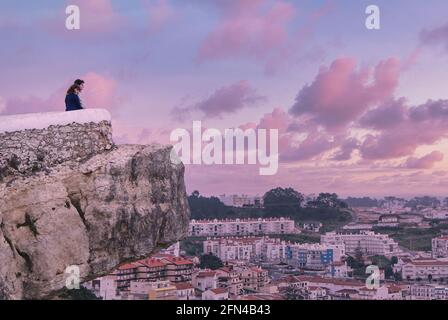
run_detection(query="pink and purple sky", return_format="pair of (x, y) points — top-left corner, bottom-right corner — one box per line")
(1, 0), (448, 197)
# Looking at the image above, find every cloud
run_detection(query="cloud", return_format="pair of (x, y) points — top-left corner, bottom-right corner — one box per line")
(420, 22), (448, 51)
(359, 99), (448, 160)
(403, 151), (445, 169)
(197, 0), (296, 68)
(331, 138), (359, 161)
(146, 0), (176, 33)
(289, 57), (400, 131)
(172, 80), (266, 120)
(0, 73), (122, 115)
(359, 98), (407, 130)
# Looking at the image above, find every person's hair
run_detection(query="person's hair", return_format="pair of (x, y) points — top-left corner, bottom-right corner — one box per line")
(67, 84), (81, 94)
(74, 79), (85, 86)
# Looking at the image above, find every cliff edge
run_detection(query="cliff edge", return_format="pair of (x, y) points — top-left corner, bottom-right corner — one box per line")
(0, 110), (190, 300)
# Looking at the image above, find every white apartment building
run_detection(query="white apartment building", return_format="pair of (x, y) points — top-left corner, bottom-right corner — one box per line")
(83, 275), (119, 300)
(192, 271), (218, 292)
(420, 208), (448, 220)
(432, 236), (448, 258)
(190, 217), (296, 237)
(219, 194), (263, 208)
(321, 231), (401, 256)
(400, 259), (448, 280)
(410, 284), (448, 300)
(203, 237), (286, 262)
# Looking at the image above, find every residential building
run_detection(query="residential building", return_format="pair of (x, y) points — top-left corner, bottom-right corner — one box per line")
(192, 271), (218, 292)
(301, 222), (323, 233)
(203, 236), (286, 263)
(202, 288), (229, 300)
(321, 231), (400, 256)
(83, 275), (119, 300)
(126, 280), (177, 300)
(189, 217), (296, 237)
(216, 266), (244, 296)
(432, 236), (448, 258)
(115, 255), (194, 290)
(285, 243), (346, 270)
(219, 194), (263, 208)
(376, 215), (400, 228)
(398, 258), (448, 280)
(326, 262), (353, 278)
(174, 282), (195, 300)
(240, 267), (269, 292)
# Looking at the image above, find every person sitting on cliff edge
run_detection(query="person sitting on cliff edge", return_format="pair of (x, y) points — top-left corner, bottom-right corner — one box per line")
(65, 80), (84, 111)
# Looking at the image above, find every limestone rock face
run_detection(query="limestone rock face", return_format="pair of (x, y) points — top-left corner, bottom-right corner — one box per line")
(0, 144), (190, 300)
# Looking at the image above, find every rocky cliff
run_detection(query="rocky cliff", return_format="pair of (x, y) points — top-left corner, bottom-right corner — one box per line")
(0, 110), (190, 300)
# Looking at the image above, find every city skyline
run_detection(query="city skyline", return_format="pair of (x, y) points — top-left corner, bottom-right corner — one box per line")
(1, 0), (448, 197)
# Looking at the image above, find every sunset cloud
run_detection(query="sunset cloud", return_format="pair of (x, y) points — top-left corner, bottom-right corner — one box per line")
(403, 151), (445, 169)
(197, 0), (296, 68)
(359, 99), (448, 160)
(420, 22), (448, 51)
(289, 57), (400, 131)
(172, 80), (266, 121)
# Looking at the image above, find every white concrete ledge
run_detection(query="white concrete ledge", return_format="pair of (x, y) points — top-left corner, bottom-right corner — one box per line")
(0, 109), (112, 133)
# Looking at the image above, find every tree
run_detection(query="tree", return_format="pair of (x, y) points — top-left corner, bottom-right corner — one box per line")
(188, 191), (230, 219)
(391, 256), (398, 265)
(283, 286), (305, 300)
(263, 187), (304, 208)
(199, 253), (224, 270)
(307, 193), (348, 209)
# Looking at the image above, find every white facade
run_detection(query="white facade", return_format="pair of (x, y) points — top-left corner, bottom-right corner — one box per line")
(192, 271), (218, 292)
(410, 284), (448, 300)
(420, 208), (448, 220)
(432, 236), (448, 258)
(219, 194), (263, 207)
(321, 231), (400, 256)
(203, 237), (286, 262)
(190, 217), (296, 237)
(400, 259), (448, 280)
(83, 275), (119, 300)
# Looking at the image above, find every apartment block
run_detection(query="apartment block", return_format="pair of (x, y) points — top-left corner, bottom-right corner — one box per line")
(203, 236), (286, 262)
(115, 255), (194, 290)
(432, 236), (448, 258)
(399, 258), (448, 280)
(321, 231), (400, 256)
(285, 243), (346, 270)
(189, 217), (296, 237)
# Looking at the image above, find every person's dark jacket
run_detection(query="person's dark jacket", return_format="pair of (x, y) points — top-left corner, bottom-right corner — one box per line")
(65, 93), (83, 111)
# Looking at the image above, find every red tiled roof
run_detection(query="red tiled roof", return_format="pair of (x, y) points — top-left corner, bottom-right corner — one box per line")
(210, 288), (228, 295)
(162, 256), (194, 265)
(140, 258), (166, 268)
(175, 282), (194, 290)
(118, 262), (139, 270)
